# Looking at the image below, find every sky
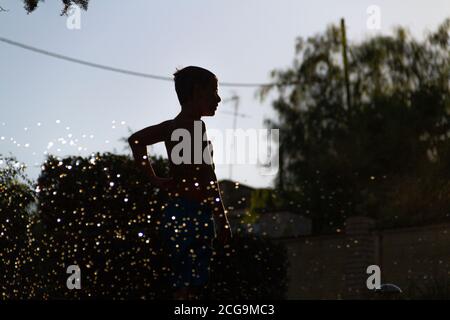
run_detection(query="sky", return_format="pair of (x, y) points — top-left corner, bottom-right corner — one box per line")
(0, 0), (449, 188)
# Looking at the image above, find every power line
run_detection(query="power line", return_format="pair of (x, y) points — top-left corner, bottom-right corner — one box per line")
(219, 110), (251, 118)
(0, 36), (276, 88)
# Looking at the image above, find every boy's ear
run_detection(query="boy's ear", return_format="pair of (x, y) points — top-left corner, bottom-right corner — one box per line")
(192, 83), (203, 99)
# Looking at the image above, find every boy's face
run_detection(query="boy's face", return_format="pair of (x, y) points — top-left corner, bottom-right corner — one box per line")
(194, 79), (221, 117)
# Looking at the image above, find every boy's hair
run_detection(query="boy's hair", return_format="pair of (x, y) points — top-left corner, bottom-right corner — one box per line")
(173, 66), (217, 106)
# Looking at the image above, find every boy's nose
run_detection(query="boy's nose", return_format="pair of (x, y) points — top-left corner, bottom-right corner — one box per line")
(217, 95), (221, 103)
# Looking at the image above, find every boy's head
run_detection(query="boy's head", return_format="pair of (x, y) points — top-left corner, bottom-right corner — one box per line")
(173, 66), (221, 117)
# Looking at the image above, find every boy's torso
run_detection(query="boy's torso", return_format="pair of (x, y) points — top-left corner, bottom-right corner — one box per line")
(163, 118), (216, 203)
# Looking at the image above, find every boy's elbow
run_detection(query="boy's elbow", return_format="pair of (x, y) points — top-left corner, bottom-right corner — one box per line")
(128, 134), (139, 146)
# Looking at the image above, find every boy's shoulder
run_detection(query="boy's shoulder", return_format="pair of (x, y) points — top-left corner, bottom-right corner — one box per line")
(170, 118), (206, 130)
(157, 119), (175, 135)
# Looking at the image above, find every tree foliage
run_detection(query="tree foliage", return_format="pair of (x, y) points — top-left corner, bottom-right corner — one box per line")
(30, 152), (172, 298)
(259, 19), (450, 233)
(0, 155), (36, 298)
(22, 0), (89, 15)
(1, 152), (288, 299)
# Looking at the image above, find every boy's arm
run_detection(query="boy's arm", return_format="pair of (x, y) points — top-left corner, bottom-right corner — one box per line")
(128, 120), (172, 185)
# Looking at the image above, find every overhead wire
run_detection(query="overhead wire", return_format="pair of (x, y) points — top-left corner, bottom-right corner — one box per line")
(0, 36), (286, 88)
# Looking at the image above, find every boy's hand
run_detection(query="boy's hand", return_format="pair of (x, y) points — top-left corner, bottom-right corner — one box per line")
(216, 220), (232, 246)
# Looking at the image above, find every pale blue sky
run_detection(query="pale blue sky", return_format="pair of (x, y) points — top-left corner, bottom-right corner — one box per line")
(0, 0), (448, 187)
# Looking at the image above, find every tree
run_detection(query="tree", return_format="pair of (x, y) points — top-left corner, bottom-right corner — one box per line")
(22, 0), (89, 15)
(30, 152), (172, 298)
(0, 154), (36, 298)
(26, 151), (288, 299)
(258, 19), (450, 233)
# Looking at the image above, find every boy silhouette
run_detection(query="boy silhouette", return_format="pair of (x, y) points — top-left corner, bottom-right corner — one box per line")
(128, 66), (232, 300)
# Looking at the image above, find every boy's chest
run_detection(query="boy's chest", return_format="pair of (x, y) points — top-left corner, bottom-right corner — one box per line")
(164, 120), (215, 168)
(164, 138), (214, 168)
